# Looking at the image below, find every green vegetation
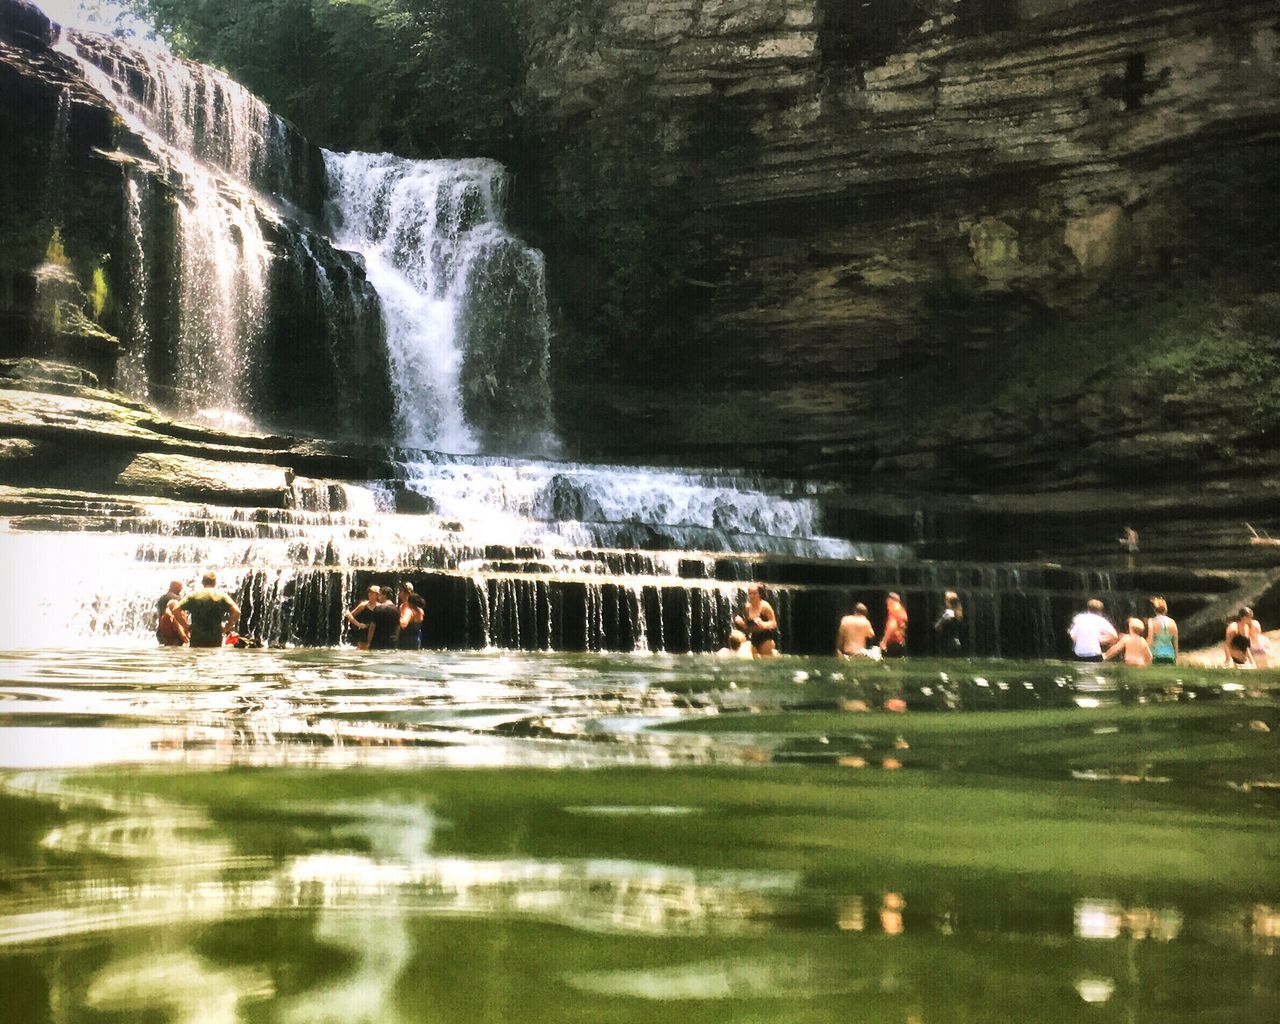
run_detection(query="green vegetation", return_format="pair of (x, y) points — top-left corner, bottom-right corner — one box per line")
(124, 0), (524, 159)
(881, 287), (1280, 448)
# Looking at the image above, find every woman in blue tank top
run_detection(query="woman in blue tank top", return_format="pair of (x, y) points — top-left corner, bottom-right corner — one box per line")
(1146, 596), (1178, 665)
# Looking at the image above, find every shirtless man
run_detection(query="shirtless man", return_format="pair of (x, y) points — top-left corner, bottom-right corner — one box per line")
(177, 572), (240, 648)
(836, 603), (880, 659)
(155, 580), (189, 646)
(733, 584), (779, 657)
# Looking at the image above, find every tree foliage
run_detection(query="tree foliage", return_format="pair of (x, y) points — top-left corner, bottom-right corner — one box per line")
(124, 0), (524, 159)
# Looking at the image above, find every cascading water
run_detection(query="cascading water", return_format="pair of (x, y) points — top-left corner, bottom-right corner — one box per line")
(324, 152), (555, 454)
(64, 36), (278, 420)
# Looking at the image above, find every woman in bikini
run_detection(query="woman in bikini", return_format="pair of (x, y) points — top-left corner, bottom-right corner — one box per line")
(1224, 608), (1255, 668)
(734, 584), (780, 657)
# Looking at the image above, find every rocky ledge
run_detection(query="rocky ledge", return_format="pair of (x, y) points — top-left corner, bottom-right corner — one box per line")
(0, 359), (402, 507)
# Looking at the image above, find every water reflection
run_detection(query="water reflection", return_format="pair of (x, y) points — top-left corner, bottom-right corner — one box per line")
(0, 766), (1275, 1023)
(1074, 899), (1183, 941)
(0, 649), (1274, 773)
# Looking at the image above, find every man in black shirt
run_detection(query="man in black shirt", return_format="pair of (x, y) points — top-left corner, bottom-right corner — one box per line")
(345, 585), (400, 649)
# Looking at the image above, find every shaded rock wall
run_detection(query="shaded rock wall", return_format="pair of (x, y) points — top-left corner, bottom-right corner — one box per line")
(522, 0), (1280, 485)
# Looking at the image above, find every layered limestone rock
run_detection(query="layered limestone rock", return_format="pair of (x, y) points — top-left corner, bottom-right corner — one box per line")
(0, 359), (399, 506)
(522, 0), (1280, 488)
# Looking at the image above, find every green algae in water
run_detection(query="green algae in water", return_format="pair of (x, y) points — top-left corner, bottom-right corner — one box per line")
(0, 649), (1276, 1021)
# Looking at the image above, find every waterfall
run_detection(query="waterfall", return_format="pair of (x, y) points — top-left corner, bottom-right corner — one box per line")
(324, 152), (555, 454)
(117, 173), (151, 400)
(63, 35), (278, 422)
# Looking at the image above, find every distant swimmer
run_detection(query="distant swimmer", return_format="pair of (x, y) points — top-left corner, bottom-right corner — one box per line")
(155, 579), (189, 646)
(836, 603), (880, 660)
(177, 572), (240, 649)
(734, 584), (780, 657)
(879, 593), (908, 658)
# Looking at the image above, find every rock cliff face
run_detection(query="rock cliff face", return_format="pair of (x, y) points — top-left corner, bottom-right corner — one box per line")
(521, 0), (1280, 488)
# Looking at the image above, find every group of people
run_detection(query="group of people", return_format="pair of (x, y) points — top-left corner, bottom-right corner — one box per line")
(155, 574), (241, 648)
(343, 583), (426, 650)
(1070, 595), (1270, 668)
(719, 587), (962, 661)
(160, 574), (1268, 668)
(155, 574), (427, 651)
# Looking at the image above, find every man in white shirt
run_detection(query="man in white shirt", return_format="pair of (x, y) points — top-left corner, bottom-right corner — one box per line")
(1069, 599), (1118, 662)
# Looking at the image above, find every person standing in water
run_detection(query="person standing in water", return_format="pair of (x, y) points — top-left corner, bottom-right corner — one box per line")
(933, 591), (964, 656)
(155, 579), (189, 646)
(1069, 599), (1117, 662)
(345, 585), (399, 650)
(1146, 596), (1179, 665)
(879, 592), (908, 658)
(1104, 618), (1153, 667)
(836, 602), (880, 659)
(397, 582), (425, 650)
(177, 572), (240, 649)
(1120, 526), (1139, 569)
(734, 584), (780, 657)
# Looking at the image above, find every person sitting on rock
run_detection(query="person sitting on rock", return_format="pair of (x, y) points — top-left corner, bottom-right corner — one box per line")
(1225, 608), (1256, 668)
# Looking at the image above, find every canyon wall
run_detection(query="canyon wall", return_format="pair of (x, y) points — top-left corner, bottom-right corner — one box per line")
(520, 0), (1280, 490)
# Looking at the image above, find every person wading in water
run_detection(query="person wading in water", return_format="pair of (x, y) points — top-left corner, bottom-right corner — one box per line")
(177, 572), (240, 649)
(397, 582), (425, 650)
(734, 584), (780, 657)
(155, 579), (189, 646)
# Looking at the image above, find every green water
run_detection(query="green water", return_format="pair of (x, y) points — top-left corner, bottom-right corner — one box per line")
(0, 650), (1276, 1022)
